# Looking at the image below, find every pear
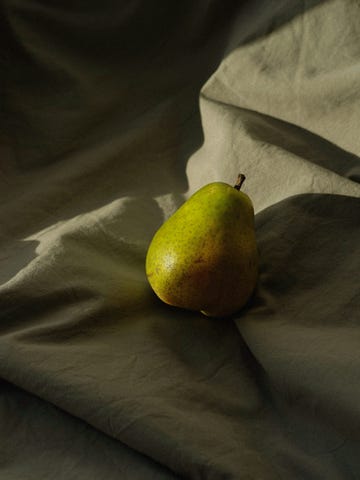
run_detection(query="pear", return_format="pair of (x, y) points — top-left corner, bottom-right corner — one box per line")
(145, 175), (258, 317)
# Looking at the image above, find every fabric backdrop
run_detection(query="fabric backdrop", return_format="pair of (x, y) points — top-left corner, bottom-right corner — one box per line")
(1, 0), (360, 478)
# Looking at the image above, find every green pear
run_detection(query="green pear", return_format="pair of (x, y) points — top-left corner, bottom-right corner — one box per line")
(145, 175), (258, 317)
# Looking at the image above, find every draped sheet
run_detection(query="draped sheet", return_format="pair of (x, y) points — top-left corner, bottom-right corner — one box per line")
(1, 1), (360, 478)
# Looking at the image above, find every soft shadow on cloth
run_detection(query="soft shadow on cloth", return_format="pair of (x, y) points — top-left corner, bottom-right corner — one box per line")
(0, 0), (325, 221)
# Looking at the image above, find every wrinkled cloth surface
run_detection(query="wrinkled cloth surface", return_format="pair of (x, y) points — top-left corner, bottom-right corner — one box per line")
(1, 1), (360, 478)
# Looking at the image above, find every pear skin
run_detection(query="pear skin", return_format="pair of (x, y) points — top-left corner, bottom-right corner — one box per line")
(146, 176), (258, 317)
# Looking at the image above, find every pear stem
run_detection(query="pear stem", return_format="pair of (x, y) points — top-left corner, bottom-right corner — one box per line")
(234, 174), (246, 191)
